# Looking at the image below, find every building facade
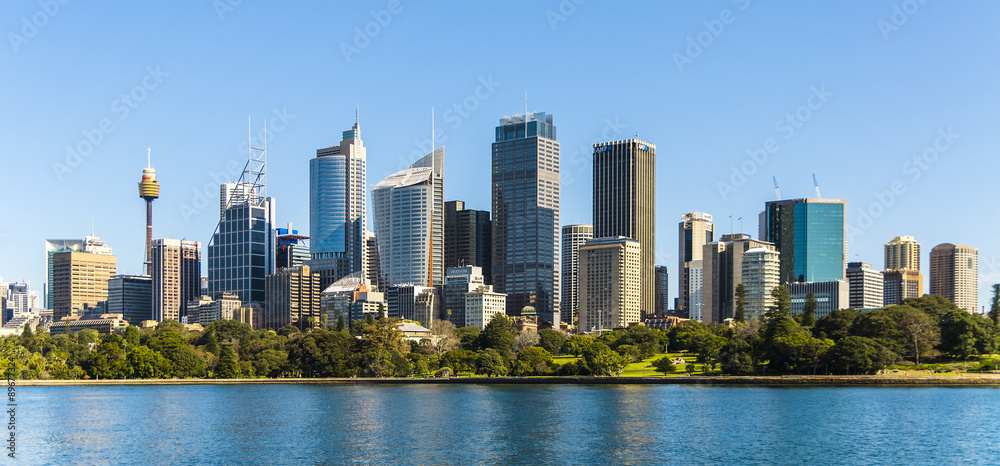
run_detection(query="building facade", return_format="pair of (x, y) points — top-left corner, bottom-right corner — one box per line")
(106, 274), (152, 324)
(846, 262), (884, 310)
(264, 266), (322, 329)
(45, 237), (113, 309)
(276, 224), (310, 269)
(309, 120), (367, 289)
(560, 224), (593, 327)
(188, 293), (242, 326)
(702, 233), (775, 323)
(442, 266), (485, 328)
(207, 182), (276, 304)
(465, 285), (507, 330)
(654, 266), (669, 315)
(885, 235), (921, 271)
(930, 243), (978, 313)
(593, 139), (655, 319)
(444, 201), (492, 285)
(678, 213), (714, 315)
(578, 237), (641, 332)
(760, 198), (846, 284)
(883, 269), (923, 306)
(49, 241), (117, 321)
(788, 280), (849, 319)
(372, 148), (444, 288)
(741, 247), (781, 320)
(151, 238), (201, 322)
(491, 112), (560, 327)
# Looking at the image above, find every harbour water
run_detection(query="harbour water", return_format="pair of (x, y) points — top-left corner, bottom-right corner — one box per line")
(18, 384), (1000, 464)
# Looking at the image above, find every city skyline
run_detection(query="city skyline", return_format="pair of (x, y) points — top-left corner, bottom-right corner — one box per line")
(2, 2), (999, 311)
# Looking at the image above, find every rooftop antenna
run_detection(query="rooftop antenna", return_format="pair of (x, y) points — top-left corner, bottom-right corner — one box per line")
(813, 173), (822, 198)
(91, 213), (94, 237)
(431, 106), (434, 151)
(147, 147), (151, 169)
(524, 89), (529, 126)
(772, 176), (782, 200)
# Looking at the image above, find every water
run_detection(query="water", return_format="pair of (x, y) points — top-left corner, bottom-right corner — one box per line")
(16, 384), (1000, 464)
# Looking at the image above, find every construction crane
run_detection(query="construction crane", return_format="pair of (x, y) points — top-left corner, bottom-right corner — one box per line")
(813, 173), (822, 198)
(772, 176), (782, 200)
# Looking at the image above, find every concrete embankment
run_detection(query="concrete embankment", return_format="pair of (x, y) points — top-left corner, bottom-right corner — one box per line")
(17, 374), (1000, 386)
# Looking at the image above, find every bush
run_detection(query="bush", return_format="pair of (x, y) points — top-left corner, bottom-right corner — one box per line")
(434, 367), (451, 378)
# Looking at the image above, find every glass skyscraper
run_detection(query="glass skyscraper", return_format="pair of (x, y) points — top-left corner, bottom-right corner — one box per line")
(760, 198), (846, 284)
(309, 120), (367, 290)
(491, 112), (560, 327)
(207, 182), (276, 304)
(372, 148), (444, 288)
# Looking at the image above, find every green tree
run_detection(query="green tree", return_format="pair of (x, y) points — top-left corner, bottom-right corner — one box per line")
(562, 334), (594, 357)
(215, 344), (241, 379)
(125, 346), (173, 379)
(358, 318), (405, 377)
(826, 336), (895, 375)
(582, 342), (628, 377)
(990, 284), (1000, 327)
(335, 315), (346, 333)
(898, 308), (939, 364)
(812, 308), (859, 341)
(537, 329), (567, 355)
(440, 349), (478, 374)
(286, 329), (355, 377)
(514, 347), (553, 376)
(735, 283), (747, 323)
(651, 356), (676, 374)
(477, 314), (514, 355)
(474, 348), (508, 377)
(766, 286), (792, 320)
(123, 326), (140, 348)
(800, 292), (817, 327)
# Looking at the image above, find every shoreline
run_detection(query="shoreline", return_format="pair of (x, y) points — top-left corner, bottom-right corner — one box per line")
(17, 374), (1000, 386)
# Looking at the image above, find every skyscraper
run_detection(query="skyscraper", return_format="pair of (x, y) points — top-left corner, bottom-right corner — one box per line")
(364, 231), (383, 291)
(492, 112), (560, 327)
(264, 265), (322, 329)
(372, 147), (444, 287)
(930, 243), (978, 313)
(654, 265), (669, 315)
(444, 201), (492, 285)
(309, 118), (367, 289)
(702, 233), (776, 323)
(846, 262), (883, 310)
(578, 237), (641, 332)
(45, 237), (112, 309)
(152, 238), (201, 322)
(760, 198), (846, 284)
(741, 247), (781, 320)
(106, 274), (152, 324)
(678, 212), (714, 315)
(207, 181), (276, 304)
(49, 237), (117, 321)
(593, 138), (655, 319)
(443, 266), (485, 328)
(883, 269), (923, 305)
(276, 224), (310, 269)
(885, 235), (921, 271)
(561, 224), (593, 326)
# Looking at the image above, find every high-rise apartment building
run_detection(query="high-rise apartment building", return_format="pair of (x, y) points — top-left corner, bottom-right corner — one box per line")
(678, 213), (714, 315)
(741, 247), (781, 320)
(207, 181), (276, 304)
(363, 231), (383, 291)
(760, 198), (846, 284)
(442, 266), (485, 328)
(49, 237), (117, 321)
(578, 237), (641, 332)
(702, 233), (776, 323)
(444, 201), (492, 285)
(465, 285), (506, 330)
(372, 148), (444, 288)
(491, 112), (560, 327)
(45, 237), (112, 309)
(593, 138), (655, 319)
(309, 120), (367, 289)
(883, 269), (923, 306)
(561, 224), (593, 326)
(885, 235), (921, 271)
(151, 238), (201, 322)
(106, 274), (152, 324)
(654, 266), (669, 315)
(788, 280), (849, 319)
(264, 265), (322, 329)
(930, 243), (978, 313)
(846, 262), (883, 310)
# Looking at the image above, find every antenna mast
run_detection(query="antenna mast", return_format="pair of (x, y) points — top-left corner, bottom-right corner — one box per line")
(813, 174), (822, 198)
(772, 176), (782, 200)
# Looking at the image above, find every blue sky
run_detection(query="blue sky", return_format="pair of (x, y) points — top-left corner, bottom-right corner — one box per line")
(1, 1), (998, 310)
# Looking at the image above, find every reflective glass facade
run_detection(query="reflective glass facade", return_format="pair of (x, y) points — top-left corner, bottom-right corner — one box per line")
(762, 198), (845, 284)
(207, 183), (276, 304)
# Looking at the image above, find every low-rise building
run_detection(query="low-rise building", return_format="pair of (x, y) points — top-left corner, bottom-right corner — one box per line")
(49, 313), (129, 335)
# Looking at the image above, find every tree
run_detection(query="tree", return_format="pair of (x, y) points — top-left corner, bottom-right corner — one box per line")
(991, 284), (1000, 328)
(582, 342), (628, 377)
(336, 315), (346, 333)
(123, 326), (140, 348)
(286, 329), (355, 377)
(474, 348), (508, 377)
(800, 292), (817, 327)
(898, 308), (939, 364)
(215, 344), (241, 378)
(616, 344), (641, 363)
(734, 283), (747, 323)
(812, 308), (859, 341)
(537, 329), (566, 355)
(440, 349), (478, 374)
(651, 356), (676, 374)
(826, 336), (895, 375)
(766, 286), (792, 320)
(512, 331), (540, 356)
(125, 346), (173, 379)
(563, 334), (594, 357)
(515, 347), (553, 376)
(429, 319), (459, 358)
(478, 314), (514, 355)
(359, 318), (405, 377)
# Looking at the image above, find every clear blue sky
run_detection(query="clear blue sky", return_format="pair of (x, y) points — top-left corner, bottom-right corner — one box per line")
(1, 1), (998, 310)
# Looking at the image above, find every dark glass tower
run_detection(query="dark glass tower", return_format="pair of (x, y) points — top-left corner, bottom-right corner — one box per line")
(444, 200), (492, 285)
(491, 112), (560, 327)
(761, 198), (846, 284)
